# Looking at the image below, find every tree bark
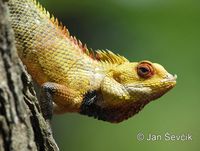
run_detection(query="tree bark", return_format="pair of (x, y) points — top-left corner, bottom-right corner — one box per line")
(0, 0), (59, 150)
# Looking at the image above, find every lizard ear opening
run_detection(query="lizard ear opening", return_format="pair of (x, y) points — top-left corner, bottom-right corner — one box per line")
(137, 61), (154, 79)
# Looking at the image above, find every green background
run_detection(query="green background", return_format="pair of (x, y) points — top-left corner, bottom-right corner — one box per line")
(40, 0), (199, 150)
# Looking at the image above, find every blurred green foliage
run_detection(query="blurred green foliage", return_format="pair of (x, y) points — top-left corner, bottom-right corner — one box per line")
(39, 0), (200, 150)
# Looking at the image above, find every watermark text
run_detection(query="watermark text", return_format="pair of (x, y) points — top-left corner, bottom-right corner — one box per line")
(136, 132), (192, 142)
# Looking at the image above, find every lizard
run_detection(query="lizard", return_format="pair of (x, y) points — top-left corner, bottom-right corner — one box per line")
(7, 0), (177, 123)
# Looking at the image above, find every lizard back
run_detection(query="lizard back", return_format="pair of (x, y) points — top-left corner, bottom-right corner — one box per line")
(8, 0), (99, 94)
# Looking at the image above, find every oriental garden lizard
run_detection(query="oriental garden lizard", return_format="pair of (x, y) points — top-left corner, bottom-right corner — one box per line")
(7, 0), (177, 123)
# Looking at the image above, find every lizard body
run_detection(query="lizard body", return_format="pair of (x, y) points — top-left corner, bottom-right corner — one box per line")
(8, 0), (177, 123)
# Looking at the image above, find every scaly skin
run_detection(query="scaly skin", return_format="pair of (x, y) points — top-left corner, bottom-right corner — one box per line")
(8, 0), (177, 123)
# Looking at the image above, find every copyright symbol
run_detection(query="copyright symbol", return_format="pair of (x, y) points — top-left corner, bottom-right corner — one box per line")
(137, 133), (144, 141)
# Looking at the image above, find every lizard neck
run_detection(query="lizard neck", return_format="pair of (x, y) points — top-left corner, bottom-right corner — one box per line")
(88, 61), (118, 91)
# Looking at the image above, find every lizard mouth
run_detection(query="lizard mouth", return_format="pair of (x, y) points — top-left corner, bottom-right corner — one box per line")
(124, 74), (177, 95)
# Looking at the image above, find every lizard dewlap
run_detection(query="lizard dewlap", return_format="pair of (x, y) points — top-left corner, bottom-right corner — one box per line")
(8, 0), (177, 123)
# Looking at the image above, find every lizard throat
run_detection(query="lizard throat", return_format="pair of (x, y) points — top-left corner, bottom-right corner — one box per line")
(79, 91), (151, 123)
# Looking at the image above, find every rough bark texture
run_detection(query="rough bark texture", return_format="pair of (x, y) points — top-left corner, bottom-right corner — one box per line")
(0, 0), (59, 150)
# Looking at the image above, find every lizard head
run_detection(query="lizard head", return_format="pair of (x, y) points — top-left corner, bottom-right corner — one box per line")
(112, 60), (177, 100)
(81, 60), (177, 123)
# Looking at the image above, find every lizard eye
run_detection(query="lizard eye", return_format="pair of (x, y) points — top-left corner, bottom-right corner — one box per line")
(137, 62), (154, 79)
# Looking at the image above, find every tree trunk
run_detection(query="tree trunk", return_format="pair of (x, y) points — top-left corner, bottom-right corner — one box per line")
(0, 0), (59, 150)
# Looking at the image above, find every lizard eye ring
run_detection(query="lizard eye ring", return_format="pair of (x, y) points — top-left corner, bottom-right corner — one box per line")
(137, 62), (154, 78)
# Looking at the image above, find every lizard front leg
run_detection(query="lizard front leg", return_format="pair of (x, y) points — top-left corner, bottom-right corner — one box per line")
(40, 82), (82, 121)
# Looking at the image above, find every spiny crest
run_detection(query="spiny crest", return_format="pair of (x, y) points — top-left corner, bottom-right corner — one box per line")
(69, 36), (90, 54)
(95, 50), (129, 64)
(31, 0), (128, 64)
(32, 0), (70, 37)
(32, 0), (90, 53)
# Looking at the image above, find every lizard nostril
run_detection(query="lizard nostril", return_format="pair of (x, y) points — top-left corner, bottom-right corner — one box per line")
(163, 73), (177, 82)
